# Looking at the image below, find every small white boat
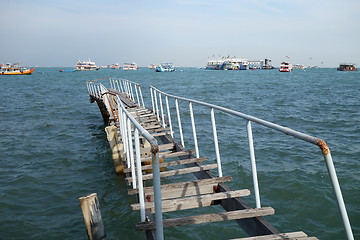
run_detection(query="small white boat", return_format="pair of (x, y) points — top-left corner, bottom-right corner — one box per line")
(75, 60), (100, 71)
(279, 62), (292, 72)
(123, 63), (138, 70)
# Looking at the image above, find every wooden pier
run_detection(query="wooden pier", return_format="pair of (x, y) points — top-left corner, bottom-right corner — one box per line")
(85, 77), (352, 239)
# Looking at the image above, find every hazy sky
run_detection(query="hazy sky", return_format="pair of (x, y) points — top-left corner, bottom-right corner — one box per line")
(1, 0), (359, 67)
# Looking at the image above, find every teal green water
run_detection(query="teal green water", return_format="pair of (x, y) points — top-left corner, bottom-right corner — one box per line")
(0, 68), (359, 239)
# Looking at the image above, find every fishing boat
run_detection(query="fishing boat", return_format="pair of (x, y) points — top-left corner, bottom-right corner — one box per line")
(75, 60), (100, 71)
(337, 63), (357, 71)
(123, 63), (138, 70)
(279, 62), (292, 72)
(155, 63), (175, 72)
(0, 63), (35, 75)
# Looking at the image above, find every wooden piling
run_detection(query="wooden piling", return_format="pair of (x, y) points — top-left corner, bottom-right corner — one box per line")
(79, 193), (107, 240)
(105, 126), (125, 174)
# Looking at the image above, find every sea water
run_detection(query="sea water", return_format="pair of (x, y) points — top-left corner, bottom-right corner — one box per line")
(0, 68), (359, 239)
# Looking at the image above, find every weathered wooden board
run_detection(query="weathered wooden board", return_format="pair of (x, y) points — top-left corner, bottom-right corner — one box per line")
(140, 150), (194, 162)
(123, 157), (207, 173)
(126, 164), (218, 182)
(140, 143), (175, 154)
(230, 231), (319, 240)
(128, 176), (232, 195)
(131, 189), (251, 213)
(136, 207), (275, 230)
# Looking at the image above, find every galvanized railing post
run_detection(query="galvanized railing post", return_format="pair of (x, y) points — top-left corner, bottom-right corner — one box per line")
(134, 128), (145, 222)
(139, 85), (145, 107)
(166, 96), (173, 137)
(127, 118), (137, 189)
(150, 87), (155, 114)
(119, 79), (124, 93)
(152, 150), (164, 240)
(154, 90), (160, 122)
(175, 99), (185, 148)
(247, 120), (261, 208)
(123, 112), (130, 168)
(109, 78), (114, 89)
(189, 102), (199, 158)
(159, 93), (166, 128)
(129, 82), (135, 101)
(211, 108), (222, 177)
(323, 152), (354, 240)
(134, 85), (140, 106)
(116, 79), (121, 92)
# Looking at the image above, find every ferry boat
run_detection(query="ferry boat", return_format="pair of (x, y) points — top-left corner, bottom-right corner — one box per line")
(75, 60), (100, 71)
(279, 62), (292, 72)
(155, 63), (175, 72)
(205, 59), (226, 70)
(205, 57), (248, 70)
(123, 63), (138, 70)
(0, 63), (35, 75)
(110, 63), (121, 69)
(337, 63), (357, 71)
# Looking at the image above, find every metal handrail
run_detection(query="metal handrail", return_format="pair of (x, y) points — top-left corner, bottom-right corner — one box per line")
(87, 80), (164, 240)
(150, 85), (353, 240)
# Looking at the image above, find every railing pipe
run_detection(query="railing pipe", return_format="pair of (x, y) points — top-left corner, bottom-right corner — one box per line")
(123, 112), (130, 168)
(189, 102), (199, 158)
(211, 108), (222, 177)
(152, 150), (164, 240)
(134, 84), (140, 106)
(109, 78), (114, 89)
(166, 96), (173, 137)
(154, 90), (160, 122)
(134, 128), (146, 222)
(324, 152), (354, 240)
(159, 93), (166, 128)
(139, 85), (145, 107)
(175, 99), (185, 148)
(127, 118), (137, 189)
(129, 82), (135, 101)
(116, 79), (121, 92)
(150, 87), (155, 114)
(247, 120), (261, 208)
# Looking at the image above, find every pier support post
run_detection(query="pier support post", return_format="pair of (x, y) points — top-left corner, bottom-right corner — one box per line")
(79, 193), (107, 240)
(105, 126), (125, 174)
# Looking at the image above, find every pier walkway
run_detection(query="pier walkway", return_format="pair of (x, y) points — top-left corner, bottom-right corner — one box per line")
(86, 77), (353, 240)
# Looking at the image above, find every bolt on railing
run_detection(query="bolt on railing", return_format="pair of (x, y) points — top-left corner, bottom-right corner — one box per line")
(149, 85), (353, 240)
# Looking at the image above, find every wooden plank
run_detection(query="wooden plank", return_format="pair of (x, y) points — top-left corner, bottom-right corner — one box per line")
(123, 157), (207, 173)
(230, 231), (308, 240)
(136, 207), (275, 230)
(126, 164), (218, 182)
(131, 189), (251, 213)
(141, 150), (194, 162)
(140, 143), (174, 154)
(128, 176), (232, 195)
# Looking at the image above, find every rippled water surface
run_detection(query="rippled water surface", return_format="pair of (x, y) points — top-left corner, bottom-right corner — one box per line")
(0, 68), (359, 239)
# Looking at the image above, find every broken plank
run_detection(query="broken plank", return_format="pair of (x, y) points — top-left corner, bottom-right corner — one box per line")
(131, 189), (251, 213)
(140, 143), (175, 154)
(136, 207), (275, 230)
(141, 150), (194, 162)
(128, 176), (232, 195)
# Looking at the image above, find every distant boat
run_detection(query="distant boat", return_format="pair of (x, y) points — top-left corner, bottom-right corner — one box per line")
(110, 63), (121, 69)
(155, 63), (175, 72)
(0, 63), (35, 75)
(59, 69), (77, 72)
(148, 64), (156, 69)
(279, 62), (292, 72)
(123, 63), (138, 70)
(75, 60), (100, 71)
(337, 63), (357, 71)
